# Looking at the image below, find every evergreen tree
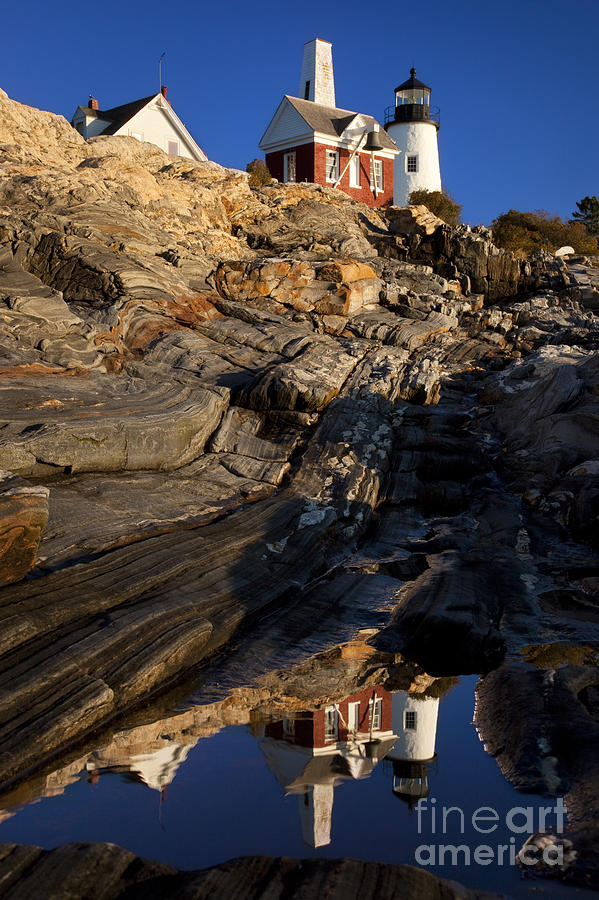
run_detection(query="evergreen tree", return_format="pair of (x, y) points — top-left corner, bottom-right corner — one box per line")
(572, 196), (599, 237)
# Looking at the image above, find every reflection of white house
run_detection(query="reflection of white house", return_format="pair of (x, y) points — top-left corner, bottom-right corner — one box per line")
(70, 88), (207, 161)
(86, 741), (192, 792)
(387, 693), (439, 805)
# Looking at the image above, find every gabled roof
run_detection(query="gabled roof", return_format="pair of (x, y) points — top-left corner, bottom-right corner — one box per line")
(97, 95), (157, 134)
(71, 93), (208, 161)
(261, 95), (398, 152)
(72, 96), (156, 129)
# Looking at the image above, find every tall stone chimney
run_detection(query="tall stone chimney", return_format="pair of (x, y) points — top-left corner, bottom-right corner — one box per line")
(298, 39), (335, 107)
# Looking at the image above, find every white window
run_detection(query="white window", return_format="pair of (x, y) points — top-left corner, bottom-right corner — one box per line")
(129, 130), (144, 141)
(325, 149), (339, 183)
(348, 701), (360, 731)
(349, 154), (361, 188)
(369, 157), (383, 191)
(284, 151), (296, 183)
(324, 706), (338, 741)
(168, 140), (179, 156)
(407, 155), (418, 173)
(369, 697), (382, 731)
(405, 710), (417, 730)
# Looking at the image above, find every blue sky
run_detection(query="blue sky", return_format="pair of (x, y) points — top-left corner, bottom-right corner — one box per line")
(2, 0), (597, 224)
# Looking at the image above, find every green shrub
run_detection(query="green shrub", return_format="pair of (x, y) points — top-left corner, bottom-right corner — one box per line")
(246, 158), (272, 187)
(408, 189), (462, 226)
(492, 209), (598, 256)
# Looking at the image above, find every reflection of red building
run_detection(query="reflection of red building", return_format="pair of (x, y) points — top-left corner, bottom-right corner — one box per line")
(261, 686), (441, 846)
(265, 685), (393, 748)
(261, 685), (396, 848)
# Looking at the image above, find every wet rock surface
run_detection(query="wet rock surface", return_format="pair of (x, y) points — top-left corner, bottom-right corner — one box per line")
(1, 89), (599, 894)
(475, 649), (599, 889)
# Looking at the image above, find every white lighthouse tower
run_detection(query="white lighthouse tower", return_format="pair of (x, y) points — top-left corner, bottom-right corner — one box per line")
(386, 692), (439, 805)
(385, 68), (441, 207)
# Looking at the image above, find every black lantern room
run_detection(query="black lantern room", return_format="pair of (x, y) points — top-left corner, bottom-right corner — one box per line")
(385, 68), (440, 129)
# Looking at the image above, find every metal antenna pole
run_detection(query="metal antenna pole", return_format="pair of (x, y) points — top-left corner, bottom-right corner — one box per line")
(158, 51), (166, 94)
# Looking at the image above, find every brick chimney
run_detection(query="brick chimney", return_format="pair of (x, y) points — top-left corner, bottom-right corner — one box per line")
(89, 96), (99, 111)
(161, 85), (167, 99)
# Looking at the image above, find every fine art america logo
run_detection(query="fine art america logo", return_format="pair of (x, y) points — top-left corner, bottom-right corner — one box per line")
(414, 797), (576, 868)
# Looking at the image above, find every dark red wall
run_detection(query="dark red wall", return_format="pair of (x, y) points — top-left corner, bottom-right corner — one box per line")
(265, 685), (393, 750)
(266, 143), (314, 184)
(266, 142), (394, 208)
(314, 143), (394, 208)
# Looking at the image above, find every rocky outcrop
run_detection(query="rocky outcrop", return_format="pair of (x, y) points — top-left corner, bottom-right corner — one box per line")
(1, 87), (599, 821)
(384, 206), (573, 302)
(475, 652), (599, 888)
(0, 471), (48, 586)
(0, 843), (506, 900)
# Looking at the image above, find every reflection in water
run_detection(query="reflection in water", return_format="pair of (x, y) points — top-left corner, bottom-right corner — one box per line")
(259, 687), (440, 847)
(0, 642), (446, 847)
(388, 692), (438, 806)
(86, 742), (193, 793)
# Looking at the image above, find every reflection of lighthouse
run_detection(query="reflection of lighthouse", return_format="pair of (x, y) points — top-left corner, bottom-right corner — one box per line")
(387, 692), (439, 805)
(260, 686), (397, 848)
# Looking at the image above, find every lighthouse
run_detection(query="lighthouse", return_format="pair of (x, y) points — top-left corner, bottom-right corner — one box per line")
(386, 691), (439, 805)
(385, 68), (441, 207)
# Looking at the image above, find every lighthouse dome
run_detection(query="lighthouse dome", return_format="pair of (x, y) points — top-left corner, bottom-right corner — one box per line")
(394, 68), (431, 94)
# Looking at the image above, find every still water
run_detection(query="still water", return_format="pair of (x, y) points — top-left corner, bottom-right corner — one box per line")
(0, 667), (587, 900)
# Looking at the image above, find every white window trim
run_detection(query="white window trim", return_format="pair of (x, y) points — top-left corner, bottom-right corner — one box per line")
(349, 154), (361, 188)
(283, 151), (296, 183)
(404, 709), (418, 730)
(369, 157), (384, 192)
(325, 149), (339, 183)
(406, 154), (419, 174)
(348, 701), (360, 731)
(324, 705), (339, 741)
(369, 697), (382, 731)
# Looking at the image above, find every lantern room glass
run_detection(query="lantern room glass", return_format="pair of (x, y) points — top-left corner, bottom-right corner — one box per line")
(395, 87), (430, 106)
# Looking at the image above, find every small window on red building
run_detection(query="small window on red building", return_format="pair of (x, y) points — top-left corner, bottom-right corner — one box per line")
(325, 150), (339, 183)
(284, 151), (296, 182)
(324, 706), (338, 741)
(369, 697), (382, 731)
(348, 701), (360, 731)
(370, 157), (383, 191)
(349, 155), (361, 188)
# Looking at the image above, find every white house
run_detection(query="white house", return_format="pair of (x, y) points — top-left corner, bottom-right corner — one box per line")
(70, 87), (207, 161)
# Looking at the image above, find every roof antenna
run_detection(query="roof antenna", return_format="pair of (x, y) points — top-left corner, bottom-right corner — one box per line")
(158, 51), (166, 95)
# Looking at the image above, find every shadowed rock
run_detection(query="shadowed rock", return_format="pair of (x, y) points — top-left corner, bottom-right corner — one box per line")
(0, 842), (506, 900)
